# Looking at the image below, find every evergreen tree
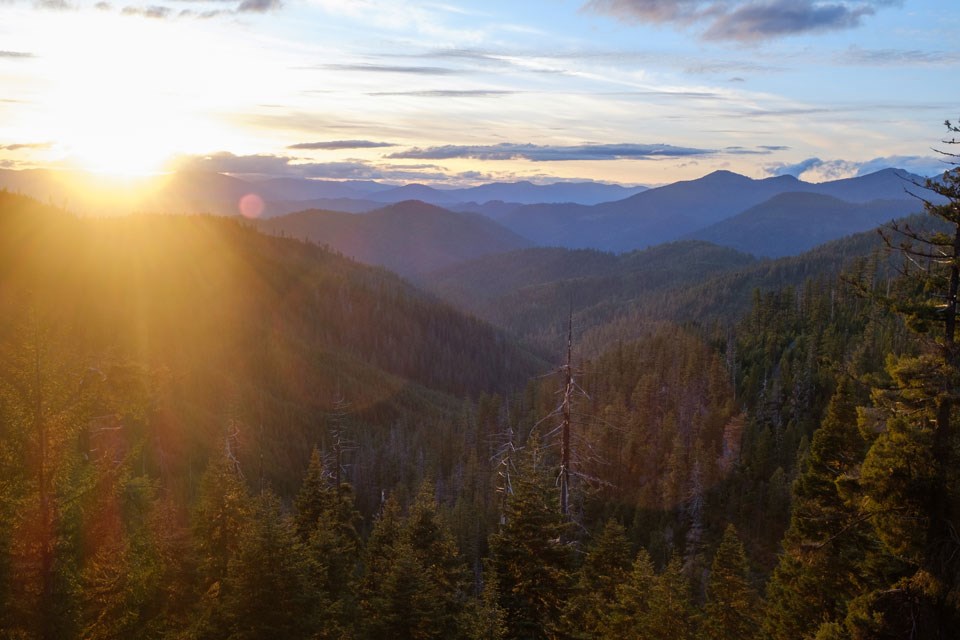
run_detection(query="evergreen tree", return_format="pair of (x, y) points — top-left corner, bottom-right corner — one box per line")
(357, 494), (404, 639)
(849, 121), (960, 637)
(358, 485), (471, 640)
(220, 491), (318, 640)
(403, 481), (472, 638)
(490, 433), (575, 640)
(189, 449), (253, 638)
(763, 381), (872, 639)
(294, 446), (335, 541)
(702, 524), (761, 640)
(645, 555), (696, 640)
(565, 519), (632, 638)
(600, 548), (656, 640)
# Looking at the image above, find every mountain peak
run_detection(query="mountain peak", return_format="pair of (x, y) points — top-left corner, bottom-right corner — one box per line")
(700, 169), (750, 183)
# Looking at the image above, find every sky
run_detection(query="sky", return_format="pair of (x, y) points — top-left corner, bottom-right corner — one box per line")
(0, 0), (958, 186)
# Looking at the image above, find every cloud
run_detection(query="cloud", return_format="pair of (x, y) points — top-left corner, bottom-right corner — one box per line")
(388, 142), (716, 161)
(0, 142), (52, 151)
(287, 140), (397, 150)
(584, 0), (901, 42)
(838, 46), (960, 66)
(368, 89), (518, 98)
(682, 60), (781, 74)
(767, 154), (946, 181)
(236, 0), (281, 13)
(316, 63), (460, 75)
(121, 4), (171, 18)
(117, 0), (280, 19)
(724, 145), (787, 155)
(0, 51), (35, 59)
(170, 151), (447, 181)
(33, 0), (73, 9)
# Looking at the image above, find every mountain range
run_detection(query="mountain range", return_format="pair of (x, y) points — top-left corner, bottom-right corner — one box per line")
(0, 166), (944, 266)
(489, 168), (933, 252)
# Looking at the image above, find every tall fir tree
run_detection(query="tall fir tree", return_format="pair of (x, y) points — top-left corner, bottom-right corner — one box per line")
(849, 120), (960, 637)
(564, 519), (632, 638)
(763, 380), (873, 639)
(490, 432), (575, 640)
(600, 548), (656, 640)
(702, 524), (761, 640)
(220, 491), (318, 640)
(644, 555), (696, 640)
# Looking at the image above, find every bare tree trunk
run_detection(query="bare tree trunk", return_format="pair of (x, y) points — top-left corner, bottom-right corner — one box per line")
(560, 312), (572, 517)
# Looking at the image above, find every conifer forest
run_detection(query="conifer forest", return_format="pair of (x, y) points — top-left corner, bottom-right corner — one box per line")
(0, 119), (957, 639)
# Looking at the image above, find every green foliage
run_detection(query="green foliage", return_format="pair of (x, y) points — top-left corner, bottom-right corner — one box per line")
(564, 519), (632, 638)
(600, 548), (656, 640)
(763, 381), (873, 639)
(702, 524), (761, 640)
(490, 434), (575, 640)
(3, 157), (958, 640)
(220, 491), (317, 640)
(645, 556), (698, 640)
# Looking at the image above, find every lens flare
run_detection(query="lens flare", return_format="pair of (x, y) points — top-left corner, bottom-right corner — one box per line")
(239, 193), (265, 219)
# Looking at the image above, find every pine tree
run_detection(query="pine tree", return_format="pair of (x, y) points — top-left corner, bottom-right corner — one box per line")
(490, 433), (575, 640)
(301, 467), (361, 639)
(189, 449), (252, 637)
(849, 121), (960, 637)
(565, 519), (632, 638)
(357, 494), (404, 639)
(403, 481), (472, 638)
(357, 485), (471, 640)
(600, 548), (656, 640)
(645, 555), (696, 640)
(220, 491), (318, 640)
(294, 446), (336, 541)
(701, 524), (761, 640)
(763, 381), (872, 639)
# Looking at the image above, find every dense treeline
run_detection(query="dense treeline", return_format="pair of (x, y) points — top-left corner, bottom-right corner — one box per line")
(2, 147), (960, 639)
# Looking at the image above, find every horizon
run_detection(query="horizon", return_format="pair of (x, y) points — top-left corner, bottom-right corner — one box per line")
(0, 160), (930, 192)
(1, 1), (957, 187)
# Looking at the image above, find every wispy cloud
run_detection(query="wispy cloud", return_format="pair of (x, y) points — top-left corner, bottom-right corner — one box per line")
(121, 4), (171, 18)
(287, 140), (397, 150)
(368, 89), (518, 98)
(584, 0), (902, 42)
(33, 0), (73, 10)
(389, 142), (716, 161)
(117, 0), (281, 19)
(837, 46), (960, 66)
(316, 63), (461, 75)
(0, 51), (36, 59)
(0, 142), (52, 151)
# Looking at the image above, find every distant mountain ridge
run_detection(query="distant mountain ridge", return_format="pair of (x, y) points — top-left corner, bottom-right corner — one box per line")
(0, 168), (647, 217)
(0, 166), (944, 266)
(684, 192), (920, 257)
(493, 168), (932, 252)
(256, 200), (532, 277)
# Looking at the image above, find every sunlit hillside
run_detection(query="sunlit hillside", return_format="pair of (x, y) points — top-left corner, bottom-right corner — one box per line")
(3, 0), (960, 636)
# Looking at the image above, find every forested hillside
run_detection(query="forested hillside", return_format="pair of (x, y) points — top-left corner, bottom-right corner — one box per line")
(1, 156), (959, 639)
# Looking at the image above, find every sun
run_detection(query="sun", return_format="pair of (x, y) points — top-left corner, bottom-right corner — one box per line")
(26, 12), (252, 178)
